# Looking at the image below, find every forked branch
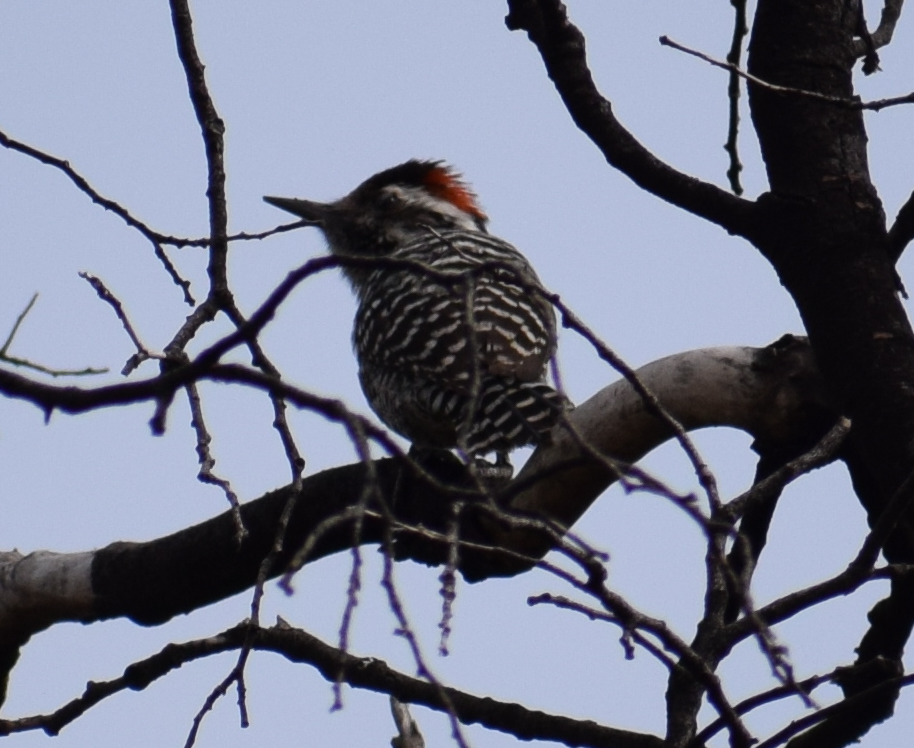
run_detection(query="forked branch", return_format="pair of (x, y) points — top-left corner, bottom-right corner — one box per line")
(504, 0), (756, 237)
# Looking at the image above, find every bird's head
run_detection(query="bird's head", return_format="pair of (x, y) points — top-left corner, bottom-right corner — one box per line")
(264, 160), (488, 259)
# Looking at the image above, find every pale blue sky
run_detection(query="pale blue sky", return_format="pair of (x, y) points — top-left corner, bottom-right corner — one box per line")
(1, 2), (913, 746)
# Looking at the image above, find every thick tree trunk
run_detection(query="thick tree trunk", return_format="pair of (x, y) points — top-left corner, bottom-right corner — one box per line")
(748, 2), (914, 744)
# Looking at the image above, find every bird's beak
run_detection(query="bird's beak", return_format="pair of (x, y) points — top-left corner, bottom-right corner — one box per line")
(263, 196), (332, 224)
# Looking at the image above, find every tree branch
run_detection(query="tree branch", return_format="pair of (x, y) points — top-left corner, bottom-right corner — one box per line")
(0, 128), (194, 304)
(851, 0), (905, 57)
(0, 341), (831, 707)
(888, 189), (914, 261)
(169, 0), (228, 295)
(504, 0), (756, 237)
(661, 35), (914, 112)
(0, 622), (666, 748)
(725, 0), (749, 195)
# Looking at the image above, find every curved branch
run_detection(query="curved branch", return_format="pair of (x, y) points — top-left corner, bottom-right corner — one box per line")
(495, 336), (829, 561)
(851, 0), (905, 57)
(0, 340), (831, 705)
(504, 0), (756, 237)
(0, 622), (666, 748)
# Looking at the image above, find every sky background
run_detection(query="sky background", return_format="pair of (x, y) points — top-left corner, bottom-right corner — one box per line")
(1, 1), (913, 746)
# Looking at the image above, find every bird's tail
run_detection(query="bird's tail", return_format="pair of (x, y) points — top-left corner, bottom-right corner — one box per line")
(462, 378), (571, 456)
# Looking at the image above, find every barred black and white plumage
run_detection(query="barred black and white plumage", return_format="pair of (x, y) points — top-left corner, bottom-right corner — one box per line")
(265, 160), (569, 461)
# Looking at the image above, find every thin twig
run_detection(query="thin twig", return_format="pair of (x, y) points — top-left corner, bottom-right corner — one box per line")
(79, 272), (165, 375)
(329, 420), (378, 709)
(169, 0), (228, 292)
(150, 0), (238, 450)
(729, 553), (895, 645)
(183, 667), (243, 748)
(334, 545), (364, 709)
(186, 383), (246, 542)
(724, 0), (748, 194)
(381, 542), (472, 748)
(220, 301), (305, 491)
(711, 420), (853, 710)
(577, 565), (753, 747)
(528, 593), (679, 669)
(437, 501), (463, 656)
(546, 290), (722, 512)
(0, 122), (304, 260)
(221, 492), (303, 738)
(175, 220), (314, 247)
(0, 294), (38, 357)
(0, 293), (108, 377)
(0, 129), (194, 304)
(695, 668), (842, 744)
(0, 622), (665, 748)
(660, 35), (914, 111)
(518, 531), (752, 747)
(754, 672), (914, 748)
(723, 417), (850, 522)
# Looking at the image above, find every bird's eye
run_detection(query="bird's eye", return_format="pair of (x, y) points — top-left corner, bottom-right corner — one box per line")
(378, 191), (403, 210)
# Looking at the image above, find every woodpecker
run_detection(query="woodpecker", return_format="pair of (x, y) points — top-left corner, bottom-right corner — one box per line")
(265, 160), (567, 465)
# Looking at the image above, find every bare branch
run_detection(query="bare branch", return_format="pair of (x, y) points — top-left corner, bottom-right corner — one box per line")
(0, 622), (667, 748)
(0, 123), (307, 258)
(729, 556), (889, 644)
(695, 669), (841, 745)
(851, 0), (905, 57)
(79, 272), (165, 375)
(0, 294), (107, 377)
(580, 570), (753, 747)
(0, 344), (830, 685)
(381, 547), (471, 748)
(501, 340), (824, 556)
(549, 292), (722, 512)
(0, 294), (37, 357)
(169, 0), (228, 294)
(0, 129), (194, 304)
(723, 417), (850, 522)
(755, 672), (914, 748)
(183, 664), (245, 748)
(855, 2), (881, 75)
(175, 220), (314, 247)
(725, 0), (749, 194)
(186, 383), (245, 540)
(661, 35), (914, 111)
(528, 593), (679, 669)
(504, 0), (756, 237)
(437, 501), (463, 656)
(219, 300), (306, 491)
(391, 697), (426, 748)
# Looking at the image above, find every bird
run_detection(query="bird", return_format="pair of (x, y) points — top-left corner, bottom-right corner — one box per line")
(264, 160), (567, 469)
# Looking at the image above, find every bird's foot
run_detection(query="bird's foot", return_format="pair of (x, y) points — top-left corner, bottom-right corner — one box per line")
(472, 452), (514, 484)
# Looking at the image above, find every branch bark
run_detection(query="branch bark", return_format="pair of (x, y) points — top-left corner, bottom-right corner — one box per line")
(747, 2), (914, 744)
(0, 621), (667, 748)
(851, 0), (905, 56)
(0, 341), (829, 707)
(504, 0), (756, 237)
